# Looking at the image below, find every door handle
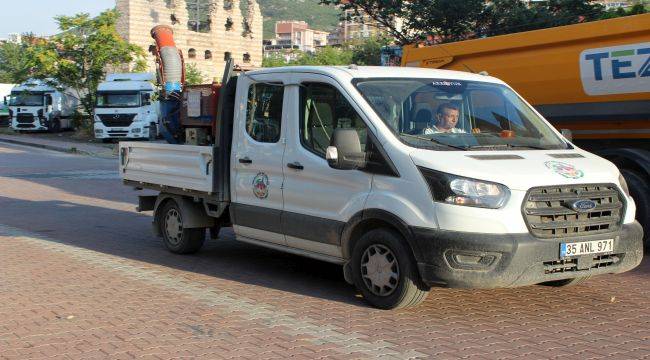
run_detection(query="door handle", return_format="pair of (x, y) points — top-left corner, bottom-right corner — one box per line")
(287, 162), (304, 170)
(239, 157), (252, 164)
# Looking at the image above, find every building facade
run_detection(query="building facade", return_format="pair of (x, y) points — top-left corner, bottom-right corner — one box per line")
(116, 0), (263, 81)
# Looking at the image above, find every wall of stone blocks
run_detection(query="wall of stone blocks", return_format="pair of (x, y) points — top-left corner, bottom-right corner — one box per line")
(115, 0), (263, 82)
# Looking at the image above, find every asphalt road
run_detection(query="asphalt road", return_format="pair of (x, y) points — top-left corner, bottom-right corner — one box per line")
(0, 142), (649, 359)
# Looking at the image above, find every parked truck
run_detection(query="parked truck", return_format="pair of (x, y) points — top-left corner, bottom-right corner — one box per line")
(400, 13), (650, 243)
(8, 79), (77, 132)
(94, 73), (160, 142)
(0, 83), (16, 127)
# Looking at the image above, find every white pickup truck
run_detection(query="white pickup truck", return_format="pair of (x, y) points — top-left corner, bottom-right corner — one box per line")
(120, 66), (643, 309)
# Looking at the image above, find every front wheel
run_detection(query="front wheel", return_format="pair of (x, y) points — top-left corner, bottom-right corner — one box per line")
(159, 200), (205, 254)
(48, 118), (61, 133)
(621, 169), (649, 248)
(148, 123), (158, 141)
(351, 228), (429, 310)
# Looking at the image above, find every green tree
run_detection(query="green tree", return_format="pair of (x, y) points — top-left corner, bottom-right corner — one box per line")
(185, 63), (205, 85)
(320, 0), (615, 44)
(40, 10), (146, 118)
(261, 53), (289, 67)
(350, 36), (390, 65)
(0, 36), (51, 83)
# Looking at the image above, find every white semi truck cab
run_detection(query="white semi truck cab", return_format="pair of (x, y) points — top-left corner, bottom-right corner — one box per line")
(120, 66), (644, 309)
(9, 79), (77, 132)
(94, 73), (159, 141)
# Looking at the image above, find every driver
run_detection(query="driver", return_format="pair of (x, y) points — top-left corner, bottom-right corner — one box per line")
(423, 103), (464, 134)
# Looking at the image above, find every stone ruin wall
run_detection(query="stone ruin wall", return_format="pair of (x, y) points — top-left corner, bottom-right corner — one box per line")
(115, 0), (263, 82)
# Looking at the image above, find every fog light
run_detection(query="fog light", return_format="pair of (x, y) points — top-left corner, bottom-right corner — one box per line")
(445, 250), (499, 270)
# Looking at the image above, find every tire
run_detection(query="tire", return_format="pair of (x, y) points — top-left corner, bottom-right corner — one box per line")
(541, 276), (590, 287)
(621, 169), (650, 248)
(148, 123), (158, 141)
(350, 228), (429, 310)
(48, 118), (61, 133)
(159, 200), (205, 254)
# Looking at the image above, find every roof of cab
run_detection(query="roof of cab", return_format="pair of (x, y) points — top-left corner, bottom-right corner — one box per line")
(97, 80), (156, 92)
(245, 65), (505, 85)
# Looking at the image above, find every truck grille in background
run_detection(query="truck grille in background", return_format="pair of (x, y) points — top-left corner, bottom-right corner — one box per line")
(17, 114), (35, 124)
(98, 114), (136, 127)
(524, 184), (624, 238)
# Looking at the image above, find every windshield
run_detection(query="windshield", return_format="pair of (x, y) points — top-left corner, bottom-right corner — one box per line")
(354, 78), (568, 151)
(9, 91), (44, 106)
(96, 92), (140, 107)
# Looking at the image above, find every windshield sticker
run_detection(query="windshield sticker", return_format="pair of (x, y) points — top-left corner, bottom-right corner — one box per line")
(545, 161), (584, 179)
(432, 81), (462, 86)
(252, 172), (269, 199)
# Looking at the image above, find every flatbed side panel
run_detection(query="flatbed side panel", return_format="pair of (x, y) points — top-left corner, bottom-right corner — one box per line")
(120, 141), (214, 193)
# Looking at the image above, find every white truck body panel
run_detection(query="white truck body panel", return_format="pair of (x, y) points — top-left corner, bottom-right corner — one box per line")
(120, 142), (213, 193)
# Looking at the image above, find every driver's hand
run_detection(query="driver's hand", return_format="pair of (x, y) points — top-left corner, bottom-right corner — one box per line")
(471, 128), (481, 134)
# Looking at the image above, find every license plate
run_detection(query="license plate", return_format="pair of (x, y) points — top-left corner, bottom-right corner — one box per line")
(560, 239), (614, 258)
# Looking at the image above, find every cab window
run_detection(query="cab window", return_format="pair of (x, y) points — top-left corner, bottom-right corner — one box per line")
(245, 83), (283, 143)
(299, 83), (368, 158)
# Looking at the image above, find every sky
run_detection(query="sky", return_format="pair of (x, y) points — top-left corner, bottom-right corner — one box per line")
(0, 0), (115, 39)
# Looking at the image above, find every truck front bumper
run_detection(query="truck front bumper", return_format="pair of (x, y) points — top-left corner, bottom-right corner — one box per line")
(413, 221), (643, 288)
(94, 122), (149, 139)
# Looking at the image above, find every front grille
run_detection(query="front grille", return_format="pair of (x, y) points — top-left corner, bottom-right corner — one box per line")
(98, 113), (136, 127)
(524, 184), (624, 238)
(543, 253), (621, 274)
(17, 114), (35, 123)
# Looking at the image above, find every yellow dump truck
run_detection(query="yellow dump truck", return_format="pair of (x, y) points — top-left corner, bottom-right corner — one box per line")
(401, 13), (650, 242)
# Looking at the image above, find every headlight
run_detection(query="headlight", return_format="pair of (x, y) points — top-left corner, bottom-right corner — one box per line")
(418, 167), (510, 209)
(94, 115), (101, 123)
(132, 128), (141, 133)
(618, 173), (630, 196)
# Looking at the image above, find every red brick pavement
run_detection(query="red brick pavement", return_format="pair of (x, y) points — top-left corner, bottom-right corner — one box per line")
(1, 224), (649, 359)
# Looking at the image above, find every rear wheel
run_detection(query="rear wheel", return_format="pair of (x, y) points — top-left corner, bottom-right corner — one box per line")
(541, 276), (590, 287)
(351, 228), (429, 309)
(621, 169), (649, 248)
(159, 200), (205, 254)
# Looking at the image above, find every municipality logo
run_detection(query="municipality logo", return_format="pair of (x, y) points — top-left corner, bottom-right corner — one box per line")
(580, 42), (650, 96)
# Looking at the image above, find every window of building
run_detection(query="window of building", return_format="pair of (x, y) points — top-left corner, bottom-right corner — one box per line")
(186, 0), (211, 33)
(243, 53), (251, 63)
(204, 50), (212, 59)
(224, 52), (232, 61)
(299, 83), (368, 158)
(188, 48), (196, 59)
(246, 83), (284, 143)
(223, 0), (233, 9)
(225, 17), (234, 30)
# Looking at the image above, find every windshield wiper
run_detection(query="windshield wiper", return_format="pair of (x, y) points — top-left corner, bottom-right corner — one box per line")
(468, 144), (547, 150)
(401, 133), (468, 151)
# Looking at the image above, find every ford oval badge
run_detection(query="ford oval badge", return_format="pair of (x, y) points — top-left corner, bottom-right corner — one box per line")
(570, 199), (597, 212)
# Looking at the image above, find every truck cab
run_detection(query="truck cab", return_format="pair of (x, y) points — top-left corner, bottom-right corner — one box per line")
(9, 79), (76, 132)
(94, 73), (159, 141)
(121, 66), (643, 309)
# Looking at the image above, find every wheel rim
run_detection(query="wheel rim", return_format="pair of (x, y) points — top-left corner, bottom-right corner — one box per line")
(360, 244), (400, 296)
(164, 208), (183, 245)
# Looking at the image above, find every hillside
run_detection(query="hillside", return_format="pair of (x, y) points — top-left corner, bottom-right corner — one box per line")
(256, 0), (341, 39)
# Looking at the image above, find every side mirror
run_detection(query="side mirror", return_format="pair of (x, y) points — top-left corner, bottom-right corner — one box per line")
(560, 128), (573, 142)
(3, 96), (6, 105)
(326, 128), (366, 170)
(44, 94), (52, 106)
(142, 93), (151, 105)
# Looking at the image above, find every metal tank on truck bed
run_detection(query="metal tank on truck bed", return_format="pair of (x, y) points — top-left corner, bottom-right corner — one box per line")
(400, 13), (650, 245)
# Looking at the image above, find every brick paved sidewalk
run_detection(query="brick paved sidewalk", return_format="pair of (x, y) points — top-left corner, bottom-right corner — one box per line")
(1, 223), (649, 359)
(0, 133), (116, 158)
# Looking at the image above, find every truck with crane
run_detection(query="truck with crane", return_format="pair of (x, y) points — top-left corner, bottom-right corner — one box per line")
(118, 25), (643, 309)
